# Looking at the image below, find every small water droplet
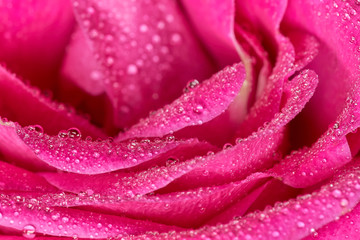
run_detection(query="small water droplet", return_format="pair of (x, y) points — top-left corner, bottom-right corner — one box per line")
(23, 224), (36, 239)
(183, 80), (199, 93)
(332, 189), (342, 198)
(223, 143), (233, 150)
(340, 198), (349, 207)
(166, 157), (178, 166)
(297, 221), (305, 228)
(171, 33), (182, 44)
(272, 231), (280, 237)
(67, 128), (81, 139)
(139, 24), (148, 32)
(127, 64), (138, 75)
(90, 70), (102, 81)
(193, 104), (204, 114)
(62, 217), (69, 223)
(58, 130), (68, 138)
(106, 57), (114, 66)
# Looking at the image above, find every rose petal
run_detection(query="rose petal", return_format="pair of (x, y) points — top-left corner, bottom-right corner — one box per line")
(40, 141), (216, 196)
(237, 37), (295, 137)
(73, 0), (214, 128)
(181, 0), (240, 67)
(0, 0), (74, 90)
(269, 135), (352, 188)
(304, 203), (360, 240)
(0, 193), (181, 239)
(204, 180), (271, 225)
(284, 0), (360, 147)
(45, 69), (317, 198)
(0, 66), (105, 138)
(0, 121), (53, 171)
(168, 69), (318, 189)
(18, 126), (203, 174)
(0, 160), (57, 192)
(130, 160), (360, 239)
(61, 27), (105, 96)
(235, 0), (320, 138)
(13, 173), (269, 228)
(118, 63), (246, 141)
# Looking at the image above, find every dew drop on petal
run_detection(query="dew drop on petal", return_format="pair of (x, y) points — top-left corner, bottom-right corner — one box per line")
(127, 64), (138, 75)
(297, 221), (305, 228)
(58, 130), (68, 139)
(67, 128), (81, 139)
(340, 198), (349, 207)
(332, 189), (342, 198)
(22, 224), (36, 239)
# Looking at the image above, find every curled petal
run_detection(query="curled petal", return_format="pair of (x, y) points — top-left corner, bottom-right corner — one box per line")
(73, 0), (214, 127)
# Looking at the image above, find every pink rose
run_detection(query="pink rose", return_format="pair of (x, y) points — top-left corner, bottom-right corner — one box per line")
(0, 0), (359, 239)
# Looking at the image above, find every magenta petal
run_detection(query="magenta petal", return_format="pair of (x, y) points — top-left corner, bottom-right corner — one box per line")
(304, 203), (360, 240)
(0, 0), (74, 90)
(61, 27), (105, 96)
(40, 141), (215, 196)
(170, 70), (318, 189)
(0, 160), (57, 192)
(181, 0), (240, 67)
(18, 126), (201, 174)
(0, 121), (53, 171)
(270, 136), (352, 188)
(73, 0), (214, 128)
(284, 0), (360, 146)
(286, 30), (320, 71)
(118, 63), (246, 140)
(0, 193), (180, 239)
(22, 173), (269, 228)
(132, 161), (360, 239)
(205, 180), (271, 225)
(237, 37), (295, 137)
(0, 66), (105, 138)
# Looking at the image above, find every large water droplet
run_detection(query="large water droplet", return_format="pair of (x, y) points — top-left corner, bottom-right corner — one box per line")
(22, 224), (36, 239)
(171, 33), (182, 44)
(67, 128), (81, 139)
(127, 64), (138, 75)
(332, 189), (342, 198)
(193, 104), (204, 114)
(183, 80), (199, 93)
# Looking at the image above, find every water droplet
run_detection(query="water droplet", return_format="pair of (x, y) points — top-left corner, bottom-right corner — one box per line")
(33, 125), (44, 133)
(183, 80), (199, 93)
(86, 189), (94, 196)
(22, 224), (36, 239)
(67, 128), (81, 139)
(193, 104), (204, 114)
(90, 70), (102, 81)
(152, 34), (161, 43)
(332, 189), (342, 198)
(171, 33), (182, 44)
(272, 231), (280, 237)
(139, 24), (148, 32)
(166, 157), (178, 166)
(340, 198), (349, 207)
(106, 57), (114, 66)
(58, 130), (68, 138)
(297, 221), (305, 228)
(127, 64), (138, 75)
(62, 217), (69, 223)
(223, 143), (233, 150)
